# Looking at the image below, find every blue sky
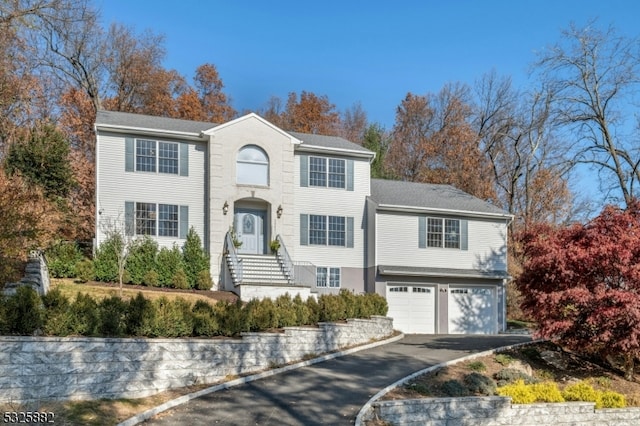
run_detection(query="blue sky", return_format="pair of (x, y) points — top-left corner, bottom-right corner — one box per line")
(97, 0), (640, 130)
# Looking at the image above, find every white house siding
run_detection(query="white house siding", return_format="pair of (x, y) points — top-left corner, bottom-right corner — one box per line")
(292, 153), (370, 292)
(206, 116), (297, 287)
(95, 131), (207, 250)
(375, 211), (508, 272)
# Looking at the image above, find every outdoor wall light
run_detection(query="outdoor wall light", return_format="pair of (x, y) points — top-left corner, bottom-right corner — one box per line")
(223, 201), (229, 215)
(277, 205), (283, 219)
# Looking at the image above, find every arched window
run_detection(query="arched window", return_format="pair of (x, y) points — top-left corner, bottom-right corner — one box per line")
(237, 145), (269, 185)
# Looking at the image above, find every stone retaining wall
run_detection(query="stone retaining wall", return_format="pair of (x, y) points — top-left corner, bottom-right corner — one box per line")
(3, 250), (50, 296)
(371, 396), (640, 425)
(0, 316), (392, 403)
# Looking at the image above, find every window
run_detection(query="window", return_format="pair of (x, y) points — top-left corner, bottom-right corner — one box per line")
(136, 202), (156, 236)
(316, 267), (340, 288)
(136, 139), (156, 172)
(158, 142), (178, 174)
(158, 204), (178, 237)
(237, 145), (269, 185)
(128, 202), (187, 238)
(425, 217), (461, 249)
(309, 215), (327, 245)
(135, 139), (179, 175)
(309, 156), (345, 189)
(309, 215), (346, 246)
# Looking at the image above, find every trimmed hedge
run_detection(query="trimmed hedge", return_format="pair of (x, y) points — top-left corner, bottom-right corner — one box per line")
(0, 288), (388, 338)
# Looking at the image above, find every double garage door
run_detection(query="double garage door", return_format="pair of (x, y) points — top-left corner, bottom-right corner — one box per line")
(386, 285), (497, 334)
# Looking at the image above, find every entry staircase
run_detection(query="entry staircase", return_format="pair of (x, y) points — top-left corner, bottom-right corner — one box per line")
(230, 253), (291, 285)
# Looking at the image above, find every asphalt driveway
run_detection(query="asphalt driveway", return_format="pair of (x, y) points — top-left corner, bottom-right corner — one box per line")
(144, 334), (530, 425)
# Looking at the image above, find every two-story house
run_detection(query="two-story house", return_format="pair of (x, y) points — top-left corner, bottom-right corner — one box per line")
(95, 110), (512, 334)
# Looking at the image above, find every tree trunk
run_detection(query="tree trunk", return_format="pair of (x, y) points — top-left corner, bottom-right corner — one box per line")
(624, 353), (635, 381)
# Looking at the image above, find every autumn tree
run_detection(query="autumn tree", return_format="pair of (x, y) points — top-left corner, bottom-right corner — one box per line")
(262, 91), (340, 135)
(339, 102), (368, 144)
(388, 85), (495, 201)
(192, 63), (236, 122)
(534, 22), (640, 206)
(518, 200), (640, 380)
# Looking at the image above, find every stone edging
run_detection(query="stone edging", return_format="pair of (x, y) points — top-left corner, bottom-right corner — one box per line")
(354, 339), (539, 425)
(117, 332), (405, 426)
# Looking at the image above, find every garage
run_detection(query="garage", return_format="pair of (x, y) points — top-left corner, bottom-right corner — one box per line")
(448, 287), (497, 334)
(386, 285), (436, 334)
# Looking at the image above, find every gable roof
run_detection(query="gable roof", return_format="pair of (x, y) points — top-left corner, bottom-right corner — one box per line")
(96, 110), (214, 136)
(290, 131), (373, 156)
(370, 179), (511, 218)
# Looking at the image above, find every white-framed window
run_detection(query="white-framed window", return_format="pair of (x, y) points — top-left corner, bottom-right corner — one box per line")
(316, 267), (340, 288)
(136, 202), (157, 235)
(158, 204), (179, 237)
(135, 139), (179, 175)
(309, 215), (346, 246)
(426, 217), (461, 249)
(158, 142), (179, 174)
(309, 156), (346, 189)
(237, 145), (269, 185)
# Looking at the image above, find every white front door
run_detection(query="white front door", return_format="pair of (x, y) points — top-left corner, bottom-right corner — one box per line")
(234, 210), (265, 254)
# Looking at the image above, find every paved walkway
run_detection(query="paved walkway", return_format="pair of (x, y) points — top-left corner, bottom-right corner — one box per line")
(143, 334), (530, 425)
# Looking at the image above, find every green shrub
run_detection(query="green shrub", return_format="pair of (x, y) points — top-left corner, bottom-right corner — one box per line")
(215, 300), (249, 337)
(97, 296), (127, 336)
(93, 234), (123, 282)
(182, 227), (210, 288)
(65, 293), (99, 336)
(172, 268), (189, 289)
(46, 241), (84, 278)
(192, 300), (219, 337)
(467, 361), (487, 372)
(0, 295), (8, 335)
(339, 289), (358, 318)
(126, 292), (154, 336)
(306, 296), (320, 324)
(274, 293), (297, 327)
(156, 245), (183, 287)
(140, 297), (194, 337)
(494, 353), (514, 366)
(195, 269), (212, 290)
(464, 372), (497, 396)
(75, 259), (94, 282)
(364, 292), (388, 316)
(442, 379), (469, 397)
(4, 286), (45, 335)
(247, 298), (279, 331)
(292, 294), (311, 325)
(42, 288), (72, 336)
(318, 294), (346, 322)
(494, 368), (538, 386)
(125, 236), (158, 285)
(143, 270), (160, 287)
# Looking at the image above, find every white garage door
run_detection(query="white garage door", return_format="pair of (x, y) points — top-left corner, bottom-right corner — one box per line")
(448, 287), (497, 334)
(386, 285), (436, 334)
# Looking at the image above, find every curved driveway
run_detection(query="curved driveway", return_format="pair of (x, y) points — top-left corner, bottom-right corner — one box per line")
(145, 334), (530, 425)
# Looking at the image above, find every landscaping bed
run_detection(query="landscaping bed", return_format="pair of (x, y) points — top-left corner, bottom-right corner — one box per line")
(384, 341), (640, 406)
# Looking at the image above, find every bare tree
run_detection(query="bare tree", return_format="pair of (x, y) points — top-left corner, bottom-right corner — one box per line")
(475, 71), (574, 227)
(99, 212), (135, 297)
(534, 22), (640, 206)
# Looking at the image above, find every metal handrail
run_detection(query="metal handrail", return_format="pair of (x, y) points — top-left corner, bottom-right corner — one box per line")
(225, 231), (243, 283)
(275, 234), (294, 282)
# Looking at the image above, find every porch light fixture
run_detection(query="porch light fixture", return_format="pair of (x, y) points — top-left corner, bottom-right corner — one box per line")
(223, 201), (229, 215)
(277, 205), (283, 219)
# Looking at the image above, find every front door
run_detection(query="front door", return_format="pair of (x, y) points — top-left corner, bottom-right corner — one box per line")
(234, 209), (266, 254)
